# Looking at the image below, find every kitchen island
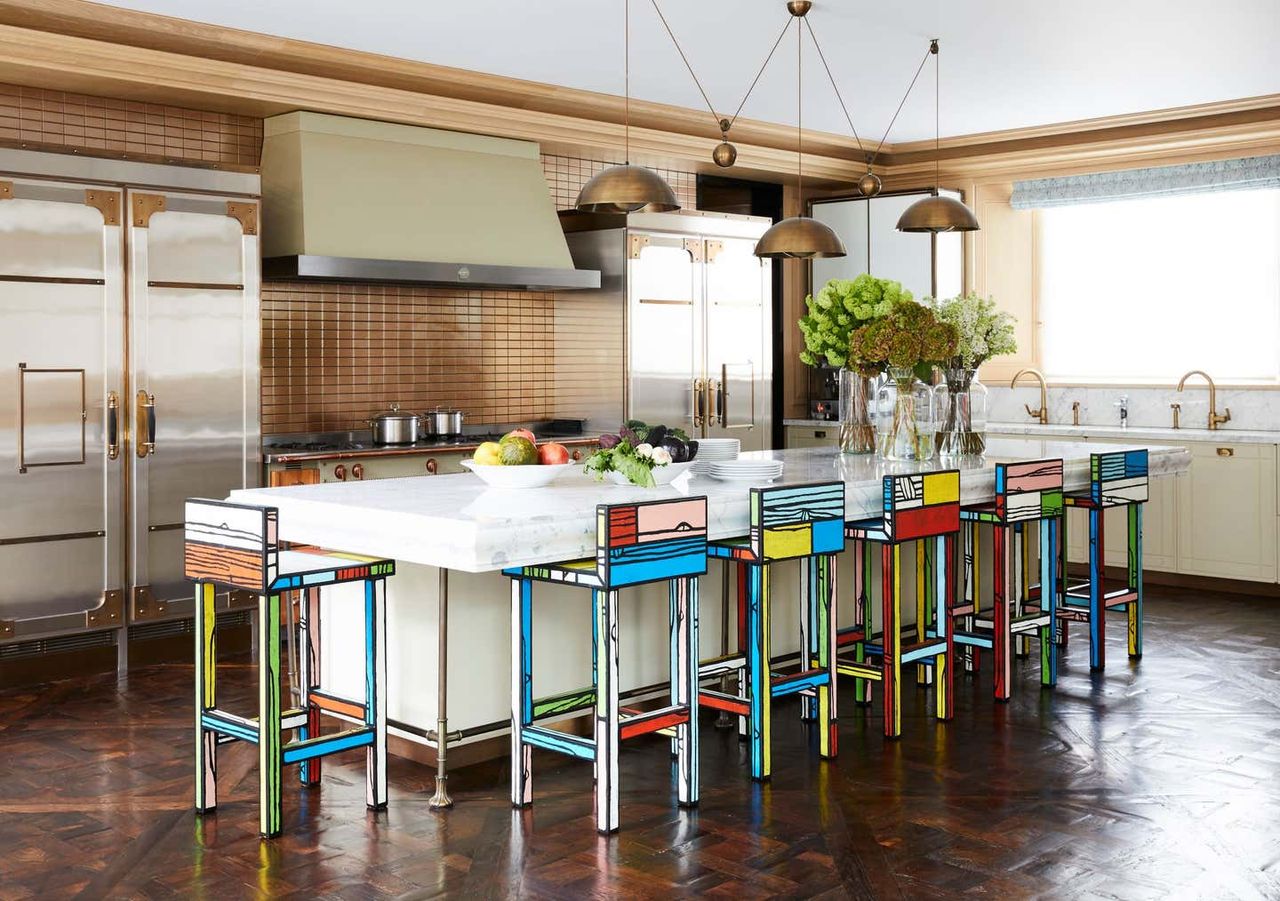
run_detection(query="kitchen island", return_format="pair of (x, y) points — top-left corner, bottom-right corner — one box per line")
(229, 439), (1190, 791)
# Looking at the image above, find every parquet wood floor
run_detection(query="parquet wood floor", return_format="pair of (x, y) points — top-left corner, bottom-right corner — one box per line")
(1, 587), (1278, 899)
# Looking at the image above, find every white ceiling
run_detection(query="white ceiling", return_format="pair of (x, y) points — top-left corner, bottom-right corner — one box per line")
(98, 0), (1280, 143)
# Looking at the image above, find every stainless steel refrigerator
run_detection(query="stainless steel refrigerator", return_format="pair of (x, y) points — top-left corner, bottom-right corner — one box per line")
(0, 150), (260, 658)
(561, 210), (773, 449)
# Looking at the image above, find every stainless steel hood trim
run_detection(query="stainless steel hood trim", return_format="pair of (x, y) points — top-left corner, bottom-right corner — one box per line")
(262, 254), (601, 292)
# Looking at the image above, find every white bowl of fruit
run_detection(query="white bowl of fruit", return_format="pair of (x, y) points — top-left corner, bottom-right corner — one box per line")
(461, 429), (575, 489)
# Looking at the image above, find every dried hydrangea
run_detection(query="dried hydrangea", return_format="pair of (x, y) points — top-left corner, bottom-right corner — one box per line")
(848, 298), (959, 378)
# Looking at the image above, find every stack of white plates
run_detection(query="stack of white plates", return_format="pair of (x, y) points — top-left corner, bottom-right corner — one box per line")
(692, 438), (740, 476)
(707, 459), (785, 483)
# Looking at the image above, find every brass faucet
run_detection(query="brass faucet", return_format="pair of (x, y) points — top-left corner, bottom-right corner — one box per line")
(1010, 368), (1049, 424)
(1176, 370), (1231, 430)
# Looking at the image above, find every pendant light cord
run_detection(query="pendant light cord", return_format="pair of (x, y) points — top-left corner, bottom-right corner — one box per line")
(934, 38), (941, 194)
(624, 0), (630, 164)
(797, 12), (803, 209)
(803, 17), (866, 163)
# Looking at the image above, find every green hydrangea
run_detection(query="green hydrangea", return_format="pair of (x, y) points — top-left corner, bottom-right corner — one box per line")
(926, 292), (1018, 368)
(797, 274), (912, 368)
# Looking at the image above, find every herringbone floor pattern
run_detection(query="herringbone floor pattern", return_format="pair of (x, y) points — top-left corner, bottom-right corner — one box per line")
(1, 587), (1278, 899)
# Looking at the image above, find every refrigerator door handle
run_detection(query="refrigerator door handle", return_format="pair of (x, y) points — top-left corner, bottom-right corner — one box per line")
(106, 391), (120, 460)
(708, 377), (722, 427)
(717, 364), (729, 427)
(136, 390), (156, 457)
(717, 361), (757, 430)
(692, 377), (706, 428)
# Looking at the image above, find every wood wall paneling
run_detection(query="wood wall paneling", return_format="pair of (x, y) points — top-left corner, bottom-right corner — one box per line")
(973, 182), (1037, 385)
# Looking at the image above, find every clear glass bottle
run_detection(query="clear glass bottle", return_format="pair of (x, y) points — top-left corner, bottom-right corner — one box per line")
(875, 367), (937, 461)
(837, 368), (876, 455)
(935, 367), (989, 458)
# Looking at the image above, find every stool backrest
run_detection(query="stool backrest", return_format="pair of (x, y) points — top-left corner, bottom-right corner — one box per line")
(185, 498), (279, 592)
(882, 470), (960, 541)
(750, 481), (845, 562)
(995, 458), (1064, 523)
(1091, 449), (1148, 506)
(597, 496), (708, 589)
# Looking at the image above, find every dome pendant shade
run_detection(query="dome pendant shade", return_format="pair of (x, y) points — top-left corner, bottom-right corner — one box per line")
(895, 194), (980, 233)
(754, 216), (846, 259)
(575, 164), (680, 213)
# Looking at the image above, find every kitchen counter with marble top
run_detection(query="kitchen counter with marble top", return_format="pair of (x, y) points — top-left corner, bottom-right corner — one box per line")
(231, 438), (1189, 573)
(784, 418), (1280, 445)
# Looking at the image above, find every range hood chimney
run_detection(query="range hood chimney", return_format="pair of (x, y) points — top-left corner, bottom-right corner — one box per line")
(260, 112), (599, 291)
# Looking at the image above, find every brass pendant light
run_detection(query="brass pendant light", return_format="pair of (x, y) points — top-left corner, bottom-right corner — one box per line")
(896, 40), (979, 233)
(576, 0), (680, 213)
(755, 1), (846, 260)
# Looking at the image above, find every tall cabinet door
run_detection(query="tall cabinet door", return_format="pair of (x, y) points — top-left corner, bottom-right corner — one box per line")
(703, 236), (770, 450)
(127, 191), (260, 620)
(626, 234), (701, 434)
(0, 179), (124, 629)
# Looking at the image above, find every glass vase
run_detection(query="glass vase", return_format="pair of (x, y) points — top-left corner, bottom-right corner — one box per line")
(837, 368), (876, 455)
(875, 366), (936, 461)
(935, 367), (989, 459)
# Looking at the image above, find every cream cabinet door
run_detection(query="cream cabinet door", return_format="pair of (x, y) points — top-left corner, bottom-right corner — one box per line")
(785, 425), (839, 449)
(1177, 442), (1277, 582)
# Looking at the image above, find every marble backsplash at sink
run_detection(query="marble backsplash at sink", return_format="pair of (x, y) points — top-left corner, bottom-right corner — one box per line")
(988, 384), (1280, 431)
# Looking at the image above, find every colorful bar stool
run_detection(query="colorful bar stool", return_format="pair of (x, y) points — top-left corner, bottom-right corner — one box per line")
(952, 459), (1063, 700)
(695, 482), (845, 781)
(839, 471), (960, 738)
(505, 497), (707, 834)
(185, 499), (394, 839)
(1061, 449), (1148, 670)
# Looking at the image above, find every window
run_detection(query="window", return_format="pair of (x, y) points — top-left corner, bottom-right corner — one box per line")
(1037, 188), (1280, 383)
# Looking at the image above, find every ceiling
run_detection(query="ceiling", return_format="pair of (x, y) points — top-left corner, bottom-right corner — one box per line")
(96, 0), (1280, 144)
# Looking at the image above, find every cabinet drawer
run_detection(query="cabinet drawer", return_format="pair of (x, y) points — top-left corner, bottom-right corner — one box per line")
(1177, 441), (1277, 581)
(786, 425), (838, 449)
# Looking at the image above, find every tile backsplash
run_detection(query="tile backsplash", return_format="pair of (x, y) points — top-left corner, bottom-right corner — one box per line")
(989, 385), (1280, 432)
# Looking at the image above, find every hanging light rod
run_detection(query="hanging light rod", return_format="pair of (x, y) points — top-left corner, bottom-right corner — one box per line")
(896, 38), (980, 233)
(575, 0), (680, 213)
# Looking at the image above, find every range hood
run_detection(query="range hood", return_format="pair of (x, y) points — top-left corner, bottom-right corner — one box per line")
(260, 112), (599, 291)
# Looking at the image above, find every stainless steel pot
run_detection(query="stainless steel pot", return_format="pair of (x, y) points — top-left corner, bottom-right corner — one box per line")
(370, 404), (423, 444)
(424, 408), (464, 438)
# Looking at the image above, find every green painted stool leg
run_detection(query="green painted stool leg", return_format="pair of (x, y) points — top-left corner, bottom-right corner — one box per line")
(1128, 504), (1143, 658)
(259, 592), (283, 838)
(194, 582), (217, 814)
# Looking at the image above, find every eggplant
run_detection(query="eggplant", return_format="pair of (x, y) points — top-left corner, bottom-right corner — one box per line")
(660, 435), (687, 463)
(646, 424), (668, 448)
(685, 440), (698, 462)
(598, 433), (620, 450)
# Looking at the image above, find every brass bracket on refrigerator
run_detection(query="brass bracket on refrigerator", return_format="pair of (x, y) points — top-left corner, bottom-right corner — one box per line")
(86, 589), (124, 628)
(0, 180), (13, 201)
(131, 585), (167, 620)
(227, 589), (256, 611)
(705, 240), (724, 263)
(627, 234), (651, 260)
(84, 190), (120, 226)
(226, 201), (259, 236)
(131, 193), (166, 228)
(0, 619), (14, 639)
(683, 238), (704, 263)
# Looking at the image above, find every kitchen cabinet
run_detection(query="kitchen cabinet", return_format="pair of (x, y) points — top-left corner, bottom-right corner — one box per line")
(1177, 442), (1277, 582)
(786, 424), (839, 449)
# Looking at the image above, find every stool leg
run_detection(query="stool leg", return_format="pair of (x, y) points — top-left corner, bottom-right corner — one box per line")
(993, 526), (1012, 703)
(736, 563), (749, 739)
(259, 592), (283, 838)
(746, 563), (772, 780)
(595, 589), (620, 833)
(510, 578), (533, 808)
(194, 583), (217, 814)
(365, 579), (388, 810)
(1128, 504), (1143, 659)
(714, 561), (735, 729)
(1040, 517), (1059, 687)
(963, 522), (979, 674)
(815, 554), (837, 758)
(935, 535), (953, 721)
(915, 540), (928, 684)
(672, 576), (699, 806)
(852, 539), (870, 707)
(299, 587), (321, 787)
(882, 544), (901, 739)
(1015, 524), (1031, 659)
(1089, 508), (1106, 671)
(1057, 509), (1070, 649)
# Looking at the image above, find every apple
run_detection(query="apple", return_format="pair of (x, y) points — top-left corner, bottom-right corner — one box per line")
(537, 442), (570, 466)
(504, 428), (536, 444)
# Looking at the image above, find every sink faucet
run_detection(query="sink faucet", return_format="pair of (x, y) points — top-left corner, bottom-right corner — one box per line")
(1010, 368), (1049, 424)
(1114, 394), (1129, 429)
(1176, 370), (1231, 430)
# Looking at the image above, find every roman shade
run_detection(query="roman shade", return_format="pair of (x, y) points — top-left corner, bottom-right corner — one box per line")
(1010, 153), (1280, 210)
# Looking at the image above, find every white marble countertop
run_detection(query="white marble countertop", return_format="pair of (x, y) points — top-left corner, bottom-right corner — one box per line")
(783, 417), (1280, 445)
(229, 440), (1189, 574)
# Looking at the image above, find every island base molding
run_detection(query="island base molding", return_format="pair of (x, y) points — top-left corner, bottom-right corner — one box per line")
(1065, 563), (1280, 598)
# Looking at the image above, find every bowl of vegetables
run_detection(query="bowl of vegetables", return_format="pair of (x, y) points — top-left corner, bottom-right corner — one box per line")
(584, 421), (699, 488)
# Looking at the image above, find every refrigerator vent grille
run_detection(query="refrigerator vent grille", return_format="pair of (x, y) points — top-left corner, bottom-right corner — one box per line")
(0, 630), (114, 661)
(129, 610), (252, 642)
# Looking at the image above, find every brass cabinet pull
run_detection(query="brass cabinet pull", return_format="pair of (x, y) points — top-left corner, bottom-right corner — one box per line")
(1216, 447), (1234, 457)
(351, 463), (364, 480)
(106, 391), (120, 460)
(425, 458), (438, 475)
(333, 464), (347, 481)
(814, 430), (827, 439)
(707, 378), (722, 427)
(135, 390), (155, 457)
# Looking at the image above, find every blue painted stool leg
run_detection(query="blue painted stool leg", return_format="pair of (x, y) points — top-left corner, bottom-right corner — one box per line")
(746, 563), (772, 780)
(1040, 517), (1058, 687)
(1089, 508), (1105, 671)
(259, 592), (283, 838)
(800, 556), (816, 722)
(595, 589), (620, 832)
(934, 535), (952, 721)
(299, 587), (322, 787)
(510, 578), (533, 808)
(674, 576), (699, 806)
(194, 582), (217, 814)
(365, 579), (388, 809)
(1128, 504), (1143, 658)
